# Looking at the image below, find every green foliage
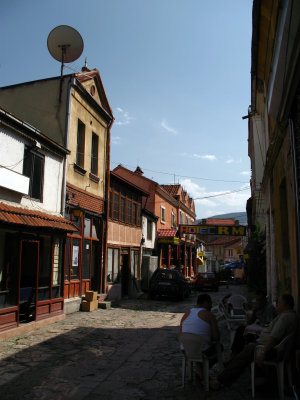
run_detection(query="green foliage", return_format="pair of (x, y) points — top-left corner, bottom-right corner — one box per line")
(245, 222), (266, 291)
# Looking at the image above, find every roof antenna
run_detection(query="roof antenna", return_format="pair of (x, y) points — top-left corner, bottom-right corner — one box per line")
(47, 25), (84, 102)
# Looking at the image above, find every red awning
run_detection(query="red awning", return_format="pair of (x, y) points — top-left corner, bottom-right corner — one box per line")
(0, 203), (78, 232)
(157, 229), (178, 238)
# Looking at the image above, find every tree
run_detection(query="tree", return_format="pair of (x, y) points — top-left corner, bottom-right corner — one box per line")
(245, 223), (266, 291)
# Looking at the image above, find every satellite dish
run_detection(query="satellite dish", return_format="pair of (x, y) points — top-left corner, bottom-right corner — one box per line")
(47, 25), (84, 63)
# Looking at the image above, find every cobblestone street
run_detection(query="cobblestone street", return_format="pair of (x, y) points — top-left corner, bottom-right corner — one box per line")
(0, 284), (293, 399)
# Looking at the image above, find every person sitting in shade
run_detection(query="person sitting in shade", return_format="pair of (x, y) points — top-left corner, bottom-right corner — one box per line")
(231, 289), (276, 355)
(210, 293), (298, 390)
(180, 294), (222, 379)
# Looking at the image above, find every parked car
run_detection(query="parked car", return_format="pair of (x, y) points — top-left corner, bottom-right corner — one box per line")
(149, 268), (190, 300)
(194, 272), (219, 292)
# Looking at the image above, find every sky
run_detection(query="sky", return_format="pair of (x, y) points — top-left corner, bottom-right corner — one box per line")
(1, 0), (252, 220)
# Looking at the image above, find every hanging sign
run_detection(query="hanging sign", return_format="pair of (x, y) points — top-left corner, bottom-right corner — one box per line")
(179, 224), (246, 236)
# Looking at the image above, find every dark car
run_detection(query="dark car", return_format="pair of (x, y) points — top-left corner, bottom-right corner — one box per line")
(149, 268), (190, 300)
(194, 272), (219, 292)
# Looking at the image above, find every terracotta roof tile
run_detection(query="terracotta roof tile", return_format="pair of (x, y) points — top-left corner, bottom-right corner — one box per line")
(157, 229), (178, 238)
(207, 237), (240, 245)
(0, 203), (78, 232)
(160, 184), (181, 196)
(66, 183), (104, 214)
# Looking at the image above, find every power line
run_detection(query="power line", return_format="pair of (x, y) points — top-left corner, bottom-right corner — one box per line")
(193, 187), (250, 200)
(110, 160), (249, 184)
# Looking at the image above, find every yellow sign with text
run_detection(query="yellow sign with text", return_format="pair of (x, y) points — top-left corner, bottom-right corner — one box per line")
(179, 225), (246, 236)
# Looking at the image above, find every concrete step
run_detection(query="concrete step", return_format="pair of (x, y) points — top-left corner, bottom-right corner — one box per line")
(98, 301), (111, 309)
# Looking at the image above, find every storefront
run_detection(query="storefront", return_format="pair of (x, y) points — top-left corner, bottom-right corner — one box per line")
(157, 229), (197, 277)
(0, 204), (77, 332)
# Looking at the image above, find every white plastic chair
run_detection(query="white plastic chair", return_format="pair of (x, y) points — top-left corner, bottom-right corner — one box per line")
(177, 332), (223, 391)
(251, 333), (295, 400)
(227, 294), (248, 317)
(219, 302), (246, 345)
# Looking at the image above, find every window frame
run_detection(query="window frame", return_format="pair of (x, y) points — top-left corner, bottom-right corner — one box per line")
(161, 206), (166, 223)
(23, 146), (45, 202)
(91, 132), (99, 176)
(108, 184), (142, 227)
(171, 212), (176, 227)
(76, 119), (85, 168)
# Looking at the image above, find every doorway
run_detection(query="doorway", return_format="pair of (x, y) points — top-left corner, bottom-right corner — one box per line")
(19, 240), (39, 323)
(120, 253), (130, 297)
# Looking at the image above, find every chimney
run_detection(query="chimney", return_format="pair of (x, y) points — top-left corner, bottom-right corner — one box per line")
(134, 166), (144, 176)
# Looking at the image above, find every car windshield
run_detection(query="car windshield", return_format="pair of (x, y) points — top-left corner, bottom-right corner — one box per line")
(201, 273), (215, 279)
(156, 271), (177, 280)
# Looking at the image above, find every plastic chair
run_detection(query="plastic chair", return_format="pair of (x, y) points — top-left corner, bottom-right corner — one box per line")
(227, 295), (248, 317)
(177, 332), (223, 391)
(251, 333), (295, 400)
(219, 302), (246, 345)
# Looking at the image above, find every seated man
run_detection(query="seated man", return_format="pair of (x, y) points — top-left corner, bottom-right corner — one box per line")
(210, 293), (298, 389)
(231, 289), (276, 355)
(180, 294), (222, 377)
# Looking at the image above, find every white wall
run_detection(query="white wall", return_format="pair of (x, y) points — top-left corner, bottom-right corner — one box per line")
(142, 215), (156, 249)
(0, 125), (64, 215)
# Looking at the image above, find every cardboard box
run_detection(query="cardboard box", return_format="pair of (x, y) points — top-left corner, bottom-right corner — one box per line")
(85, 291), (98, 302)
(81, 299), (98, 312)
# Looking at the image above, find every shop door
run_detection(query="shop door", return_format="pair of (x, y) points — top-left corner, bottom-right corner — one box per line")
(120, 253), (130, 297)
(19, 240), (39, 323)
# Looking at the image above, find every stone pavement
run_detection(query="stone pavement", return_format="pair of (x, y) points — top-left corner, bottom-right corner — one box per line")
(0, 284), (294, 400)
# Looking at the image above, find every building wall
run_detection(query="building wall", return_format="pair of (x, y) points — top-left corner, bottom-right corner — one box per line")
(265, 129), (298, 298)
(142, 215), (156, 249)
(0, 78), (69, 146)
(0, 125), (64, 214)
(67, 87), (107, 198)
(155, 193), (177, 229)
(108, 221), (142, 247)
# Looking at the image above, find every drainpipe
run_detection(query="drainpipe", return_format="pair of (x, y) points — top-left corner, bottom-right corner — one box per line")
(289, 119), (300, 310)
(102, 116), (114, 293)
(61, 76), (75, 216)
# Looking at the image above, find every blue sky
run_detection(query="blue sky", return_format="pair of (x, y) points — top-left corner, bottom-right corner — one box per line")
(1, 0), (252, 220)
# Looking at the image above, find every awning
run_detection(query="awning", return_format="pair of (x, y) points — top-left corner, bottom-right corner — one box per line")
(221, 261), (244, 269)
(0, 203), (78, 232)
(157, 228), (178, 238)
(157, 228), (179, 244)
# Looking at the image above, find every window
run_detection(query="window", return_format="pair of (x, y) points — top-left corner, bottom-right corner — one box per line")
(76, 119), (85, 167)
(161, 206), (165, 223)
(120, 197), (125, 222)
(23, 147), (44, 201)
(147, 220), (152, 240)
(113, 193), (119, 220)
(171, 212), (176, 227)
(185, 216), (189, 224)
(179, 211), (184, 224)
(127, 200), (132, 224)
(91, 133), (98, 175)
(131, 250), (139, 278)
(132, 203), (137, 225)
(108, 181), (141, 226)
(107, 248), (119, 283)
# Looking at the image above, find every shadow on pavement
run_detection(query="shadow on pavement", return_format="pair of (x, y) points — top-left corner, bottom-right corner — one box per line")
(0, 325), (191, 400)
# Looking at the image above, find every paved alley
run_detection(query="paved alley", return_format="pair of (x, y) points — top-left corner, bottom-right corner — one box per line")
(0, 284), (293, 400)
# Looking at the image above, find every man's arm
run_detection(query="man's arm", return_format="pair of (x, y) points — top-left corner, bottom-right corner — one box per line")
(180, 310), (190, 332)
(257, 335), (279, 365)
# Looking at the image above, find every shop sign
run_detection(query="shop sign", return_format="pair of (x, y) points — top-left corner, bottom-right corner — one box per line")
(179, 224), (246, 236)
(158, 237), (180, 244)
